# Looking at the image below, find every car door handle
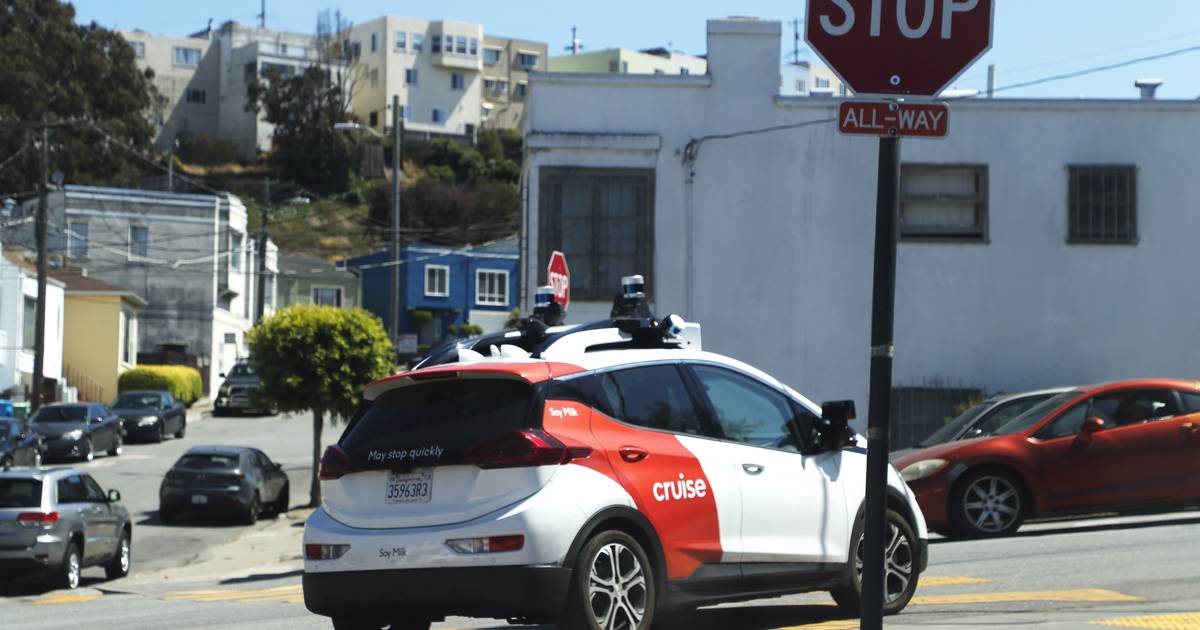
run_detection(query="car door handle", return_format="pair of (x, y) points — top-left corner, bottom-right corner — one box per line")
(1182, 422), (1199, 437)
(618, 447), (648, 463)
(742, 463), (766, 475)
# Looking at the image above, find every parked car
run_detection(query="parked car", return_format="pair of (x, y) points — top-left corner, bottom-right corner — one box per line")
(214, 362), (276, 416)
(159, 445), (289, 524)
(891, 387), (1072, 459)
(895, 379), (1200, 538)
(28, 403), (123, 462)
(0, 417), (44, 467)
(0, 467), (131, 589)
(302, 277), (928, 630)
(110, 391), (187, 443)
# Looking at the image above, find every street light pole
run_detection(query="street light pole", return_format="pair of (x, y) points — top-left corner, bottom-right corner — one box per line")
(31, 126), (48, 411)
(255, 178), (271, 323)
(390, 94), (403, 344)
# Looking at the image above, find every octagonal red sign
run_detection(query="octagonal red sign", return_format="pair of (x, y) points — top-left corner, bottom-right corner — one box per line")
(547, 251), (570, 312)
(805, 0), (994, 97)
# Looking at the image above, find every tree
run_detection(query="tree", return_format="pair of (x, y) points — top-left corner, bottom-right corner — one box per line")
(0, 0), (159, 194)
(247, 306), (394, 505)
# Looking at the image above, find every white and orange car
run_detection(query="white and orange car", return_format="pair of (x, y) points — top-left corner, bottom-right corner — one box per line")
(303, 279), (927, 630)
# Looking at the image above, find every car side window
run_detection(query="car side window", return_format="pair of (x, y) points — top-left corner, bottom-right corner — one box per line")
(975, 397), (1047, 435)
(1177, 390), (1200, 414)
(57, 475), (88, 503)
(607, 365), (703, 435)
(255, 451), (273, 469)
(691, 365), (800, 451)
(82, 476), (106, 502)
(163, 394), (175, 407)
(1091, 390), (1178, 427)
(1034, 402), (1090, 440)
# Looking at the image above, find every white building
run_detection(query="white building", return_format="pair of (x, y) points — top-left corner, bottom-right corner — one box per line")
(0, 246), (65, 401)
(780, 60), (848, 97)
(522, 18), (1200, 427)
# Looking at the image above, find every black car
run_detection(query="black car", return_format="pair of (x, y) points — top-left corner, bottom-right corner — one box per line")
(28, 403), (123, 462)
(0, 418), (43, 467)
(159, 445), (289, 525)
(111, 391), (186, 443)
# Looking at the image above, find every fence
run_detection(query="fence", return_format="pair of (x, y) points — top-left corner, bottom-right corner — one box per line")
(889, 379), (985, 451)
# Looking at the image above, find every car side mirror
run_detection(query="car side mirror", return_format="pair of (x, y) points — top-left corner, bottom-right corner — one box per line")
(1075, 417), (1105, 445)
(273, 463), (283, 471)
(818, 400), (859, 451)
(107, 489), (121, 502)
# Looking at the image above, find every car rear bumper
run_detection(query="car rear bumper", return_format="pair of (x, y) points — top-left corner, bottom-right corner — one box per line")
(161, 487), (252, 512)
(0, 534), (69, 576)
(302, 565), (571, 620)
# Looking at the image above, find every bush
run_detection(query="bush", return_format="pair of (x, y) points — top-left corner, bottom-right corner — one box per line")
(119, 365), (204, 406)
(177, 133), (239, 166)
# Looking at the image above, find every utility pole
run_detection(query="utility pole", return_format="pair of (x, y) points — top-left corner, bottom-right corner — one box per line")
(31, 126), (48, 411)
(257, 0), (266, 28)
(389, 94), (404, 343)
(792, 18), (801, 64)
(255, 178), (271, 323)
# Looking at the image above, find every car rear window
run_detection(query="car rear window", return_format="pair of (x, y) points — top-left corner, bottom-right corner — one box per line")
(0, 479), (42, 508)
(177, 454), (240, 470)
(340, 379), (535, 470)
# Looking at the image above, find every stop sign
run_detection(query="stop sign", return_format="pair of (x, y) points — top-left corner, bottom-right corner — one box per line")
(547, 251), (570, 311)
(805, 0), (994, 96)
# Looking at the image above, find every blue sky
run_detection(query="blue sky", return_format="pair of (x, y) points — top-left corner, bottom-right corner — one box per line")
(70, 0), (1200, 99)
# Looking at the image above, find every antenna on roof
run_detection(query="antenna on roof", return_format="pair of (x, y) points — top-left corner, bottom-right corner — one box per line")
(565, 26), (584, 55)
(791, 18), (801, 64)
(257, 0), (266, 29)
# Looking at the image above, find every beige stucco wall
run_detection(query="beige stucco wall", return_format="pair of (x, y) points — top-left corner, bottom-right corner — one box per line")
(62, 294), (123, 403)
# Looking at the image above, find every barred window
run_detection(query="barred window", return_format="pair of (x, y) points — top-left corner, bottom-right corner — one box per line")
(1068, 165), (1137, 243)
(900, 164), (988, 241)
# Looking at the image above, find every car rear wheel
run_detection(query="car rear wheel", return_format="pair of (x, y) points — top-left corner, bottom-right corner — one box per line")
(950, 469), (1026, 538)
(108, 432), (122, 456)
(154, 422), (165, 443)
(105, 530), (131, 580)
(562, 530), (656, 630)
(272, 482), (289, 516)
(57, 543), (82, 590)
(831, 509), (920, 616)
(240, 491), (260, 525)
(175, 418), (186, 439)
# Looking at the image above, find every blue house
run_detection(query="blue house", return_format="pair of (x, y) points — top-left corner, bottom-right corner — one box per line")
(344, 235), (519, 348)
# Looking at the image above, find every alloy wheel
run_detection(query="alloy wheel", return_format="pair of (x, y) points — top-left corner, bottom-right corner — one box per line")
(119, 537), (130, 574)
(66, 548), (81, 589)
(962, 475), (1021, 533)
(588, 542), (647, 630)
(853, 521), (915, 604)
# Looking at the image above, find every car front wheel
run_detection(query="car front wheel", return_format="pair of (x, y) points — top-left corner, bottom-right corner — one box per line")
(561, 530), (656, 630)
(831, 509), (920, 616)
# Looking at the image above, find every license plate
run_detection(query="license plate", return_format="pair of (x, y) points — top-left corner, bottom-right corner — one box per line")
(385, 472), (432, 505)
(191, 494), (208, 505)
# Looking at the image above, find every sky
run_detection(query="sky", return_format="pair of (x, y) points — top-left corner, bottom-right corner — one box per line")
(69, 0), (1200, 100)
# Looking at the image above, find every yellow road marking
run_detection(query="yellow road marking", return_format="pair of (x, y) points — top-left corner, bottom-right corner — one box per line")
(920, 575), (991, 587)
(33, 593), (102, 605)
(778, 621), (859, 630)
(164, 584), (302, 603)
(912, 588), (1144, 606)
(1093, 613), (1200, 629)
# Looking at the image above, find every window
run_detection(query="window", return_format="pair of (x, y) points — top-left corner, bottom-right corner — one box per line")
(370, 68), (379, 87)
(514, 82), (528, 99)
(796, 78), (806, 92)
(431, 108), (446, 124)
(405, 68), (419, 85)
(815, 76), (831, 88)
(1180, 391), (1200, 414)
(483, 47), (501, 65)
(974, 396), (1050, 436)
(312, 286), (343, 307)
(1035, 403), (1089, 440)
(67, 219), (88, 258)
(497, 79), (509, 93)
(412, 33), (423, 52)
(1091, 390), (1177, 427)
(609, 60), (629, 74)
(130, 40), (145, 59)
(369, 111), (379, 128)
(469, 38), (478, 56)
(82, 476), (106, 502)
(424, 265), (449, 296)
(484, 78), (496, 91)
(680, 67), (690, 75)
(22, 296), (35, 350)
(475, 269), (508, 306)
(370, 32), (378, 53)
(451, 73), (465, 90)
(395, 30), (406, 50)
(539, 168), (654, 301)
(243, 62), (257, 81)
(129, 225), (149, 258)
(455, 36), (467, 54)
(900, 164), (988, 241)
(261, 62), (296, 79)
(57, 475), (88, 503)
(401, 104), (412, 121)
(185, 88), (206, 104)
(653, 69), (665, 75)
(229, 231), (243, 271)
(1068, 165), (1137, 243)
(173, 46), (201, 66)
(517, 52), (539, 69)
(607, 366), (702, 435)
(431, 34), (441, 53)
(121, 311), (133, 364)
(692, 365), (800, 451)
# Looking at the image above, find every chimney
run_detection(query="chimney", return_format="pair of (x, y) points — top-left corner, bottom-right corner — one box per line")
(1135, 78), (1163, 100)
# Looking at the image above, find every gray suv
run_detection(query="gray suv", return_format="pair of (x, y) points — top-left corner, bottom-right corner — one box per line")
(0, 468), (132, 589)
(214, 362), (277, 416)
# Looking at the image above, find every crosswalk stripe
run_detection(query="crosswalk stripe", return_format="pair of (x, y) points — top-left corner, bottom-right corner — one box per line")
(33, 593), (102, 605)
(778, 621), (860, 629)
(1092, 613), (1200, 629)
(920, 575), (991, 587)
(911, 588), (1144, 605)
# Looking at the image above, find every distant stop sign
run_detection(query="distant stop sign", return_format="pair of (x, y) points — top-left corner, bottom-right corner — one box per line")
(805, 0), (994, 96)
(547, 251), (570, 311)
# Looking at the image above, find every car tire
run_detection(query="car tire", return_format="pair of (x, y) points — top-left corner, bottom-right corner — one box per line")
(57, 543), (82, 590)
(330, 618), (414, 630)
(81, 438), (94, 462)
(241, 491), (260, 525)
(830, 509), (920, 616)
(105, 530), (132, 580)
(272, 482), (289, 517)
(108, 432), (123, 456)
(175, 418), (186, 439)
(159, 506), (176, 524)
(949, 469), (1027, 538)
(561, 529), (656, 630)
(154, 422), (165, 444)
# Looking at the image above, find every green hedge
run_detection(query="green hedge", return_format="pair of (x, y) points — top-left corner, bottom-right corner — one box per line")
(118, 365), (204, 406)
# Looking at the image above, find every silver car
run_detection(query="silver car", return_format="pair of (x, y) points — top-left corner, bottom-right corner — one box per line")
(0, 467), (132, 589)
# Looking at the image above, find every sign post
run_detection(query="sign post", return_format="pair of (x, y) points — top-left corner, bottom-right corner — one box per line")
(806, 2), (993, 628)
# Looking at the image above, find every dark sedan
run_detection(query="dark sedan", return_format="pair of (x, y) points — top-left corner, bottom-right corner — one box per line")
(0, 418), (43, 467)
(159, 445), (289, 525)
(28, 403), (123, 462)
(111, 391), (186, 443)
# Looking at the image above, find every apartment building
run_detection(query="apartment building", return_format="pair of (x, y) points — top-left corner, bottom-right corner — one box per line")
(481, 36), (547, 129)
(119, 29), (220, 150)
(780, 60), (848, 97)
(548, 47), (707, 75)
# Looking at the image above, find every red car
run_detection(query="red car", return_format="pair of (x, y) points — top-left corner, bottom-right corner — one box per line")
(893, 379), (1200, 538)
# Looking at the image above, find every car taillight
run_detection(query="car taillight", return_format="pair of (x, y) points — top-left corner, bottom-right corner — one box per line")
(305, 543), (350, 560)
(464, 430), (591, 469)
(17, 512), (59, 528)
(318, 445), (351, 480)
(445, 535), (525, 554)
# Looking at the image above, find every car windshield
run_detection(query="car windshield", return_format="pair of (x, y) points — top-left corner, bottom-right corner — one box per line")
(227, 364), (255, 377)
(112, 393), (162, 410)
(991, 390), (1083, 436)
(176, 454), (239, 470)
(0, 479), (42, 508)
(915, 400), (990, 447)
(30, 406), (87, 423)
